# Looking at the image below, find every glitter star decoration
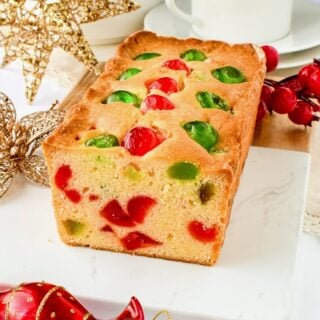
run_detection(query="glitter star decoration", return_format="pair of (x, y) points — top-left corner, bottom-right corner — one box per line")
(0, 92), (65, 198)
(69, 0), (141, 24)
(0, 0), (140, 103)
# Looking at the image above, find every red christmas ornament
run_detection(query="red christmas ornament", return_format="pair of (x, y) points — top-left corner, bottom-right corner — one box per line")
(0, 282), (144, 320)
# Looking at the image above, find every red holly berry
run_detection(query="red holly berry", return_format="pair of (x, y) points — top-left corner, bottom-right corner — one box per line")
(141, 94), (175, 113)
(116, 297), (145, 320)
(127, 196), (157, 223)
(162, 59), (191, 75)
(101, 199), (135, 227)
(260, 84), (274, 113)
(256, 100), (268, 125)
(261, 45), (279, 72)
(288, 101), (316, 126)
(306, 69), (320, 95)
(55, 165), (72, 190)
(122, 127), (162, 156)
(188, 220), (218, 243)
(298, 63), (320, 89)
(146, 77), (179, 95)
(121, 231), (161, 250)
(279, 76), (303, 93)
(269, 87), (297, 114)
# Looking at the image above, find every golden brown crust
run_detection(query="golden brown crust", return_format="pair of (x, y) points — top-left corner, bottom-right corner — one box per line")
(61, 238), (218, 266)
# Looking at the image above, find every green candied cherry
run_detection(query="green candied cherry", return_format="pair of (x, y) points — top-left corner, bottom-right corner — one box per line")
(63, 219), (86, 236)
(180, 49), (207, 61)
(182, 121), (219, 152)
(124, 165), (143, 182)
(196, 91), (229, 110)
(118, 68), (141, 80)
(168, 162), (199, 180)
(212, 66), (246, 84)
(104, 90), (141, 108)
(199, 182), (215, 204)
(134, 52), (161, 60)
(85, 134), (119, 148)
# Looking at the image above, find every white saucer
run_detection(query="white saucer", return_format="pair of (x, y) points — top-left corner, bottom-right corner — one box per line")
(144, 0), (320, 55)
(279, 44), (320, 69)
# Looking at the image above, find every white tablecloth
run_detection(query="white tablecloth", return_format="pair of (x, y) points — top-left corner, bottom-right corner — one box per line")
(0, 46), (319, 320)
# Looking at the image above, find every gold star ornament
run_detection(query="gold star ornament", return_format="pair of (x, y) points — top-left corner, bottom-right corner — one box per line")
(0, 0), (140, 103)
(0, 92), (65, 198)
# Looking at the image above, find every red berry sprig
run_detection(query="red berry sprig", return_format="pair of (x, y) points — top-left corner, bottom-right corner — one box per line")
(259, 49), (320, 127)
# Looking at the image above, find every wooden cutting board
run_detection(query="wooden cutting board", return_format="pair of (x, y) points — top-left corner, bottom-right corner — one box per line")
(59, 63), (312, 153)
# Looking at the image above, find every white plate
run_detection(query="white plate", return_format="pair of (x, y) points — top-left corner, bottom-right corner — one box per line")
(144, 0), (320, 55)
(0, 147), (310, 320)
(279, 45), (320, 69)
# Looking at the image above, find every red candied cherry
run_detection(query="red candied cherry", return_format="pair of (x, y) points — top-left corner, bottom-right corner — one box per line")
(121, 231), (161, 250)
(298, 63), (320, 89)
(141, 94), (175, 113)
(122, 127), (162, 156)
(256, 100), (268, 125)
(116, 297), (144, 320)
(306, 69), (320, 95)
(269, 87), (297, 114)
(101, 199), (135, 227)
(89, 194), (99, 201)
(55, 165), (72, 190)
(145, 77), (179, 95)
(288, 101), (318, 126)
(162, 59), (191, 75)
(188, 220), (218, 243)
(127, 196), (157, 223)
(64, 189), (82, 203)
(261, 45), (279, 72)
(101, 224), (113, 233)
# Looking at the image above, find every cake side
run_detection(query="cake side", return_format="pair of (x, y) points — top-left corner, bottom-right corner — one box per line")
(43, 102), (236, 265)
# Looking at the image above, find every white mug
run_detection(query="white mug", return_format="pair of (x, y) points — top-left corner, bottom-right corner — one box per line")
(165, 0), (293, 44)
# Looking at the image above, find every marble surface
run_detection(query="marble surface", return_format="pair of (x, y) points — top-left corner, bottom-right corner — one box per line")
(0, 147), (310, 320)
(0, 47), (319, 319)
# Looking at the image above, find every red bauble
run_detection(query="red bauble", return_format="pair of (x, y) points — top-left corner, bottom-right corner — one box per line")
(0, 282), (145, 320)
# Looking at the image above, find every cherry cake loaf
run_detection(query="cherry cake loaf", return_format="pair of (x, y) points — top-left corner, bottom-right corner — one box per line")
(43, 31), (265, 265)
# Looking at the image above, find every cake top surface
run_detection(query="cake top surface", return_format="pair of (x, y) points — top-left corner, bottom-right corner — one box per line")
(44, 31), (265, 172)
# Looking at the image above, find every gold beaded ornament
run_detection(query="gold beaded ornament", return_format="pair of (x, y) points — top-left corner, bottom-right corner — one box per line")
(0, 92), (65, 198)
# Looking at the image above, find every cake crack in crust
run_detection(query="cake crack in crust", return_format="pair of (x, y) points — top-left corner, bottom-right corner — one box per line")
(43, 31), (266, 266)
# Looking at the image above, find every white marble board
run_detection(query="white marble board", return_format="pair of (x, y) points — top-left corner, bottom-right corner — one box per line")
(0, 147), (310, 320)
